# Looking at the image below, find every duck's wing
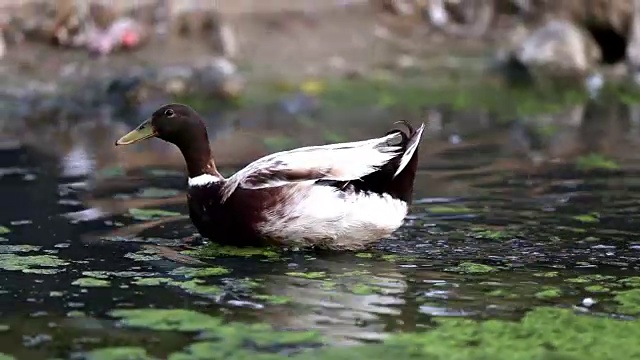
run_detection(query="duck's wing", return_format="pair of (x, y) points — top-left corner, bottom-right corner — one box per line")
(220, 130), (412, 202)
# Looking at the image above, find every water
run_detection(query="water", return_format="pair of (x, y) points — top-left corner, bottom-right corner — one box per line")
(0, 95), (639, 358)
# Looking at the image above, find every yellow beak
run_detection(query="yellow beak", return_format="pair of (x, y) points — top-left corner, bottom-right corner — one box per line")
(115, 119), (157, 146)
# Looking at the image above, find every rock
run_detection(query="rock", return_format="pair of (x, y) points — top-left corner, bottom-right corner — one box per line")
(499, 19), (601, 84)
(86, 17), (147, 55)
(627, 0), (640, 79)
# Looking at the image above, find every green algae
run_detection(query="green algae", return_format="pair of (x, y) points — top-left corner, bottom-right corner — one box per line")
(128, 208), (182, 221)
(533, 271), (559, 278)
(0, 253), (68, 273)
(294, 307), (640, 360)
(0, 244), (40, 253)
(572, 212), (600, 224)
(0, 354), (15, 360)
(355, 252), (373, 259)
(348, 284), (383, 295)
(534, 287), (562, 300)
(585, 285), (610, 293)
(619, 277), (640, 288)
(132, 277), (173, 286)
(169, 266), (230, 278)
(614, 289), (640, 314)
(445, 262), (496, 274)
(0, 226), (10, 235)
(84, 346), (154, 360)
(425, 205), (474, 215)
(72, 277), (111, 287)
(136, 187), (180, 199)
(187, 244), (280, 259)
(130, 277), (221, 297)
(82, 271), (151, 279)
(109, 309), (321, 350)
(124, 250), (163, 262)
(576, 154), (620, 171)
(565, 274), (617, 284)
(285, 271), (326, 280)
(468, 227), (515, 241)
(110, 309), (223, 332)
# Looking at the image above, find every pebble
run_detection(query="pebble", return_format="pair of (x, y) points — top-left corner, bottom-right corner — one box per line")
(582, 297), (596, 307)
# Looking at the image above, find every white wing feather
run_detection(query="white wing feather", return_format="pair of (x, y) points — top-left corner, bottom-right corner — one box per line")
(220, 131), (404, 202)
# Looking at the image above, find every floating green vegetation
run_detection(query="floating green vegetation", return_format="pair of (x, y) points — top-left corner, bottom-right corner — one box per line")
(565, 274), (617, 284)
(444, 262), (496, 274)
(468, 227), (515, 241)
(110, 309), (222, 332)
(348, 284), (383, 295)
(0, 353), (14, 360)
(82, 271), (151, 279)
(572, 212), (600, 224)
(130, 277), (221, 298)
(169, 266), (231, 278)
(0, 253), (68, 274)
(110, 309), (320, 347)
(614, 289), (640, 315)
(72, 277), (111, 287)
(84, 346), (153, 360)
(136, 187), (180, 199)
(0, 226), (10, 235)
(128, 208), (182, 221)
(534, 287), (562, 300)
(619, 277), (640, 288)
(425, 205), (474, 215)
(533, 271), (559, 278)
(254, 294), (292, 305)
(285, 272), (327, 280)
(0, 244), (41, 253)
(585, 285), (610, 293)
(187, 244), (280, 259)
(296, 307), (640, 360)
(576, 154), (620, 171)
(355, 252), (374, 259)
(124, 249), (163, 262)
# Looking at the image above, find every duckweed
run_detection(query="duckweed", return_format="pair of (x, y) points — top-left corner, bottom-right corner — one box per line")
(445, 262), (496, 274)
(84, 347), (153, 360)
(169, 266), (230, 278)
(534, 287), (562, 299)
(285, 272), (326, 280)
(614, 289), (640, 314)
(0, 253), (68, 273)
(188, 244), (280, 258)
(72, 277), (111, 287)
(128, 208), (182, 221)
(572, 212), (600, 224)
(576, 154), (620, 171)
(136, 187), (180, 199)
(0, 244), (40, 253)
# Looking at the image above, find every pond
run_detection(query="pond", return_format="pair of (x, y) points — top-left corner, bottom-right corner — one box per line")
(0, 80), (639, 359)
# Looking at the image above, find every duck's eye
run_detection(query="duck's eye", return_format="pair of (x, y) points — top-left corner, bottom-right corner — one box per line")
(164, 109), (175, 117)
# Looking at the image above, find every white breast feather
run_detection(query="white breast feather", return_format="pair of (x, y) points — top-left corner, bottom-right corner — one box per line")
(259, 183), (409, 250)
(188, 174), (223, 187)
(221, 132), (404, 201)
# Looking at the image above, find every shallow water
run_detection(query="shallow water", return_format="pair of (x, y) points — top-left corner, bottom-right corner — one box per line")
(0, 93), (639, 358)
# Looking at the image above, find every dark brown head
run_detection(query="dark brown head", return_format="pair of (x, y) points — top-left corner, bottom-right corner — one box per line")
(115, 103), (207, 147)
(115, 103), (217, 177)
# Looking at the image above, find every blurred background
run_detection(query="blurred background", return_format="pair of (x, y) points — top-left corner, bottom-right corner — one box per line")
(0, 1), (639, 359)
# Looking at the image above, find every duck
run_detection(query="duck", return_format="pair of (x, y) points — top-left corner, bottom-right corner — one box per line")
(115, 103), (425, 250)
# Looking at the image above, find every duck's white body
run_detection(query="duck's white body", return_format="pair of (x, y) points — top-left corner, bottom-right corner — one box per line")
(187, 123), (425, 249)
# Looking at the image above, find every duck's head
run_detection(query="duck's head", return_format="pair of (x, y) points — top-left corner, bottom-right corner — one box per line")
(115, 103), (207, 147)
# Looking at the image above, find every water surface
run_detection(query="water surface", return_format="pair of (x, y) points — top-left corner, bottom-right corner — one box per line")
(0, 94), (639, 358)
